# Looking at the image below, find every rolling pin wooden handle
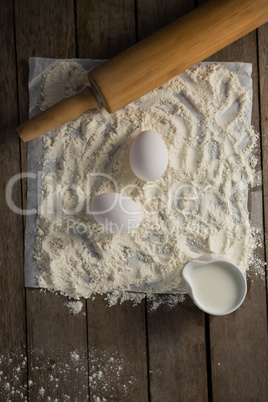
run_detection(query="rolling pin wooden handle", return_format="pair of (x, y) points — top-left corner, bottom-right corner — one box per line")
(17, 87), (99, 142)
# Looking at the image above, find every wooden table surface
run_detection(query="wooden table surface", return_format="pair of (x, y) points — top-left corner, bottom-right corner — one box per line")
(1, 0), (268, 401)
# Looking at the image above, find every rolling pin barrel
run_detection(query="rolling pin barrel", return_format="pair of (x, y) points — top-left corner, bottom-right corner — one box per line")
(17, 0), (268, 142)
(88, 0), (268, 113)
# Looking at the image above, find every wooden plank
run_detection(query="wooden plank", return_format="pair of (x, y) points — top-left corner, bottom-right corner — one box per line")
(258, 23), (268, 287)
(0, 2), (28, 400)
(14, 1), (90, 400)
(136, 1), (208, 401)
(147, 297), (207, 401)
(137, 0), (196, 39)
(26, 292), (89, 401)
(87, 295), (148, 401)
(76, 0), (136, 58)
(77, 1), (149, 400)
(204, 29), (268, 400)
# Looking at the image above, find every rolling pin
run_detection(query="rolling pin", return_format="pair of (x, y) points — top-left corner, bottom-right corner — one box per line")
(18, 0), (268, 142)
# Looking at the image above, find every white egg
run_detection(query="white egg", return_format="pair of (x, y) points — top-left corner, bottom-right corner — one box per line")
(91, 192), (142, 234)
(129, 130), (168, 181)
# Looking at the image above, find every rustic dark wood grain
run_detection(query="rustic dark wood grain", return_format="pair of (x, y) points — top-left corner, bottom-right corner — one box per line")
(76, 1), (149, 400)
(87, 295), (148, 401)
(147, 297), (207, 402)
(204, 30), (268, 400)
(136, 1), (208, 401)
(14, 1), (90, 400)
(26, 291), (89, 400)
(76, 0), (136, 58)
(136, 0), (195, 39)
(258, 23), (268, 291)
(0, 2), (28, 400)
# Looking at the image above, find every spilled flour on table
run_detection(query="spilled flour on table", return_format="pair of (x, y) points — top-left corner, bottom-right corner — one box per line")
(34, 61), (262, 305)
(0, 347), (134, 401)
(88, 347), (138, 400)
(64, 300), (84, 314)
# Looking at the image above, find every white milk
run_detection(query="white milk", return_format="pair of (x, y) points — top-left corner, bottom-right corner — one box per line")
(190, 262), (242, 314)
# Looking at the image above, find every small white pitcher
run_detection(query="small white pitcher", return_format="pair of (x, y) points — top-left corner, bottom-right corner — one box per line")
(182, 254), (247, 316)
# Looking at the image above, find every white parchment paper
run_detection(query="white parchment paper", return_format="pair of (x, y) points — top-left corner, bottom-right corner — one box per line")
(24, 58), (253, 288)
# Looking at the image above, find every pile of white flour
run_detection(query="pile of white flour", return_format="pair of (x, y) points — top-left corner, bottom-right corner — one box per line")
(34, 61), (258, 304)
